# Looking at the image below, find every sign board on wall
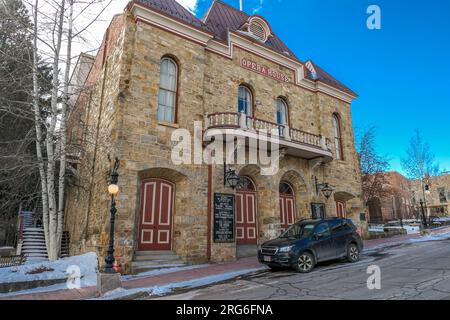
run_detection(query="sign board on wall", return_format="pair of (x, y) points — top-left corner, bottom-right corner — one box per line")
(213, 194), (235, 243)
(311, 203), (326, 220)
(240, 58), (290, 83)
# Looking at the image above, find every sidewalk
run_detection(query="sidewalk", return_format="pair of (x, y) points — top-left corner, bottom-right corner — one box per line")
(3, 225), (450, 300)
(364, 225), (450, 251)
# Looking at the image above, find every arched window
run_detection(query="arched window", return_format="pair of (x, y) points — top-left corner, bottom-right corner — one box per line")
(279, 181), (294, 195)
(157, 57), (178, 123)
(333, 114), (343, 160)
(238, 176), (256, 192)
(238, 85), (253, 117)
(276, 98), (288, 126)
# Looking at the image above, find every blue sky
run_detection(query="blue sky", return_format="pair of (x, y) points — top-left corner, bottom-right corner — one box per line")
(191, 0), (450, 173)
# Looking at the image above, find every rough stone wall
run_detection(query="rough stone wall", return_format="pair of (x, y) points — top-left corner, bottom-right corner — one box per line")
(113, 20), (210, 268)
(65, 10), (366, 270)
(65, 13), (129, 270)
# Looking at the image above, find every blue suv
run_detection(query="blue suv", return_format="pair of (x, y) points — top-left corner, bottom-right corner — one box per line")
(258, 218), (364, 273)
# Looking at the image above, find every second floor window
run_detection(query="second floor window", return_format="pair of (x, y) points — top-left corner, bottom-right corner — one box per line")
(276, 98), (288, 126)
(333, 114), (343, 160)
(438, 188), (447, 203)
(238, 85), (253, 117)
(157, 57), (178, 123)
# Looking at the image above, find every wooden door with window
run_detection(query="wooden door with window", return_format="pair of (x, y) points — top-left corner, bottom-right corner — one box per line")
(138, 179), (174, 251)
(236, 177), (258, 245)
(336, 201), (346, 218)
(279, 182), (296, 232)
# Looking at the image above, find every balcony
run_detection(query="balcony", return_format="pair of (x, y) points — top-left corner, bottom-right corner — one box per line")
(204, 112), (333, 162)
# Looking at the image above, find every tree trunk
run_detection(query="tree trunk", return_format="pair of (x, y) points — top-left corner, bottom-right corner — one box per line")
(31, 0), (50, 255)
(46, 0), (66, 261)
(57, 0), (73, 257)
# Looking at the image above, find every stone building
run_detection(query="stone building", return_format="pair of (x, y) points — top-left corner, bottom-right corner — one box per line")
(410, 172), (450, 218)
(367, 172), (417, 224)
(65, 0), (365, 273)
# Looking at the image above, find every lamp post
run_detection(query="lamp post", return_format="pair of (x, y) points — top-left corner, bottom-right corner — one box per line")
(420, 199), (428, 229)
(104, 158), (120, 274)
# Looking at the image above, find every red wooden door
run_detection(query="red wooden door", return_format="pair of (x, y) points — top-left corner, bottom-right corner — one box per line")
(236, 190), (258, 245)
(280, 195), (295, 232)
(336, 201), (346, 218)
(138, 180), (174, 251)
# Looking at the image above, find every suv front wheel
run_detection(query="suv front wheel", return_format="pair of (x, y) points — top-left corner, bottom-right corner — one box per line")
(295, 252), (315, 273)
(347, 243), (360, 263)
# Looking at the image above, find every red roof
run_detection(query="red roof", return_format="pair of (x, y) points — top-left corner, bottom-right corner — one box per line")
(203, 0), (298, 60)
(132, 0), (356, 97)
(133, 0), (212, 33)
(306, 60), (357, 97)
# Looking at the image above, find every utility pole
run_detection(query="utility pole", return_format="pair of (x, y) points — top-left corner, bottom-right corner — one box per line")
(240, 0), (243, 11)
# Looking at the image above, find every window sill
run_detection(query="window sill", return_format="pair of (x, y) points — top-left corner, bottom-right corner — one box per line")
(158, 121), (180, 129)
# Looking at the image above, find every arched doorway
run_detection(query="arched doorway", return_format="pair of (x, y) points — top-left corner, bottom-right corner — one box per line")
(279, 181), (296, 232)
(138, 179), (175, 251)
(236, 177), (258, 246)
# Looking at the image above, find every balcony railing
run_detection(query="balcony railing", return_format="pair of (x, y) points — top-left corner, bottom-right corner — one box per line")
(205, 112), (332, 153)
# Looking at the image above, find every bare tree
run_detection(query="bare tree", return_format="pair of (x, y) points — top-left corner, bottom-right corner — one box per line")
(1, 0), (113, 260)
(357, 127), (391, 205)
(401, 130), (440, 181)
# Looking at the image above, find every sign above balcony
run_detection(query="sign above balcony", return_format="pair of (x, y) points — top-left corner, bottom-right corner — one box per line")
(240, 58), (290, 83)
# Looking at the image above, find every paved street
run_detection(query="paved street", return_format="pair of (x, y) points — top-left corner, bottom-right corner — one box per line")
(154, 239), (450, 300)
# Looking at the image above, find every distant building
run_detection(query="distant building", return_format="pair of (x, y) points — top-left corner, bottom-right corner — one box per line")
(410, 172), (450, 218)
(367, 172), (417, 224)
(68, 53), (95, 109)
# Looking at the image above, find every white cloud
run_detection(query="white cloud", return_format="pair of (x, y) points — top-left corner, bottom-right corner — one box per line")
(176, 0), (199, 13)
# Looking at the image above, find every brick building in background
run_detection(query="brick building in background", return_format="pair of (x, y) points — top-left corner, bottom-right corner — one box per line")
(367, 172), (417, 224)
(367, 171), (450, 224)
(64, 0), (365, 273)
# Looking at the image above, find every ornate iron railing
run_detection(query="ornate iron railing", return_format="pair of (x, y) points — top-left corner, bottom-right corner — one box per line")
(205, 112), (332, 152)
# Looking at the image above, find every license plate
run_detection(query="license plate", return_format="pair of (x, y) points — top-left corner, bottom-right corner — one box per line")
(263, 256), (272, 262)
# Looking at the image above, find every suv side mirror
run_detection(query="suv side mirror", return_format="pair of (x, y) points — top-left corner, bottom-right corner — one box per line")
(313, 233), (321, 241)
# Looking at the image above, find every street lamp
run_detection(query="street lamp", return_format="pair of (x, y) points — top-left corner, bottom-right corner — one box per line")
(104, 157), (120, 274)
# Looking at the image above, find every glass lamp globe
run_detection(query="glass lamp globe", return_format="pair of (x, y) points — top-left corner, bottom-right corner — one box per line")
(108, 184), (119, 195)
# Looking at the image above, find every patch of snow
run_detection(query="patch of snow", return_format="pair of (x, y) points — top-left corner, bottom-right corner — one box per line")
(95, 267), (267, 300)
(409, 232), (450, 243)
(121, 264), (210, 281)
(0, 252), (98, 297)
(0, 281), (73, 298)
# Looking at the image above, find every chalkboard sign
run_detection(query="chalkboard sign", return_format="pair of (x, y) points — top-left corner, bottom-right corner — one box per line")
(311, 203), (326, 220)
(213, 194), (235, 243)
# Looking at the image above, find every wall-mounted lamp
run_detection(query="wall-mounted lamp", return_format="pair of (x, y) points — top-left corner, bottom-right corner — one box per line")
(315, 176), (334, 200)
(224, 162), (241, 189)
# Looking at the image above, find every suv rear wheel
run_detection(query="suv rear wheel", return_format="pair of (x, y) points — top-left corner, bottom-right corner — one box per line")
(347, 243), (360, 263)
(295, 252), (315, 273)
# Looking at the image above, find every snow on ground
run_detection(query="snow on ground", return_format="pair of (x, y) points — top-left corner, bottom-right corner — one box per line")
(0, 252), (98, 297)
(409, 232), (450, 243)
(121, 264), (210, 281)
(96, 267), (267, 300)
